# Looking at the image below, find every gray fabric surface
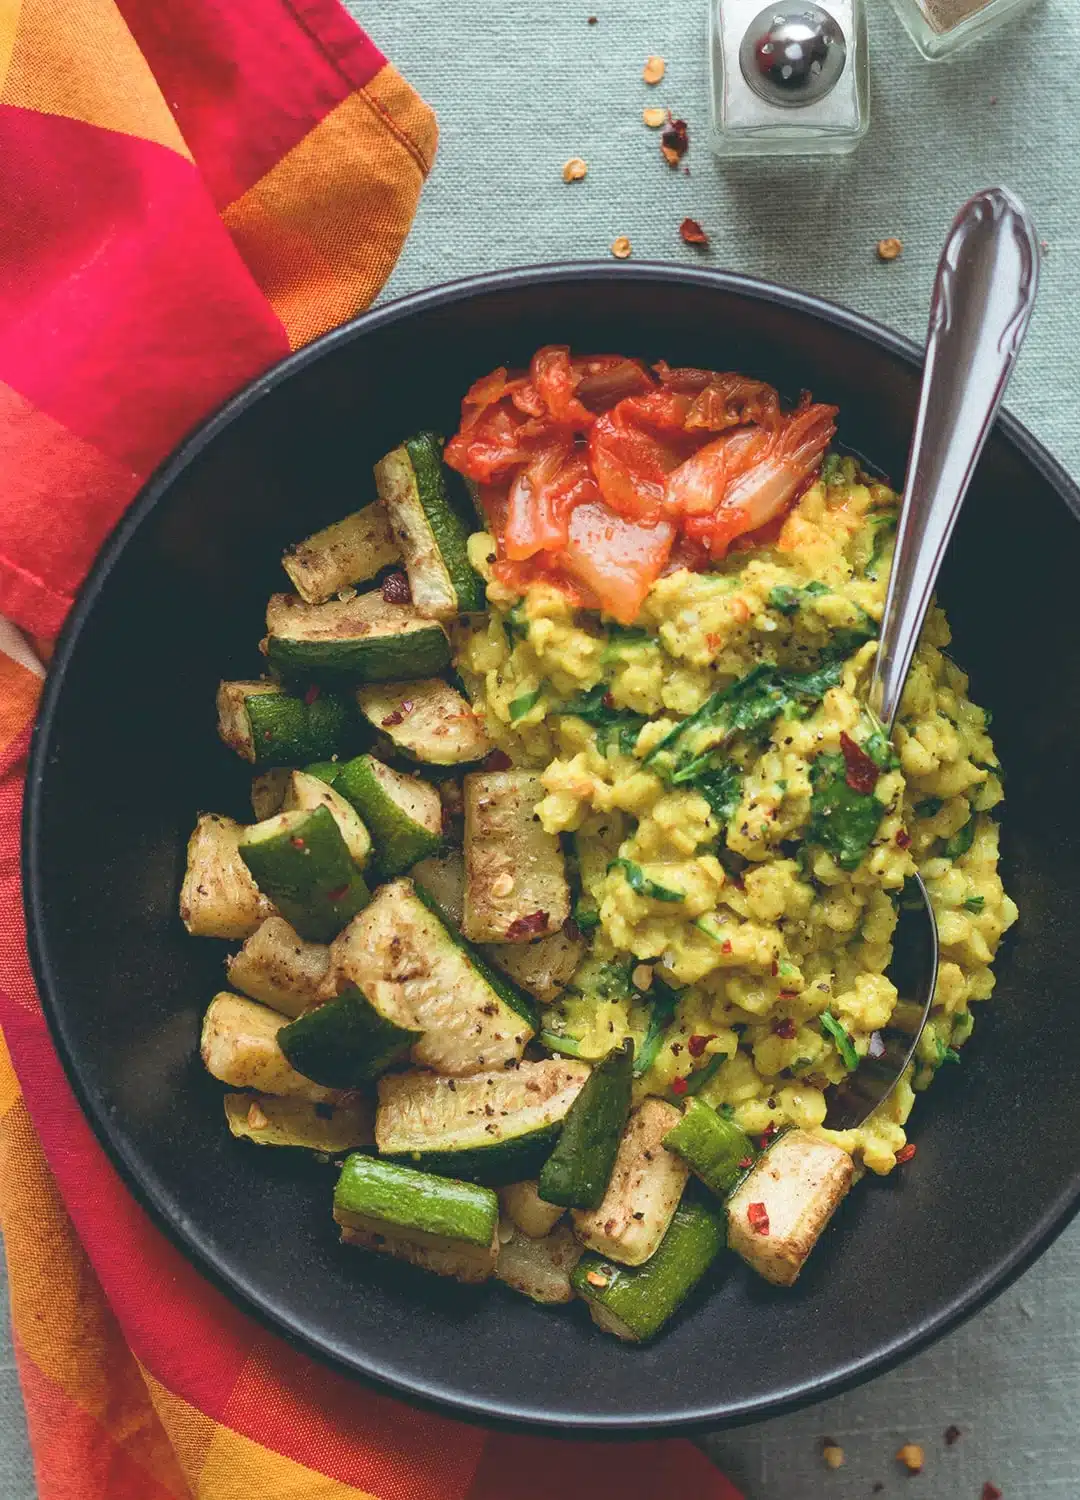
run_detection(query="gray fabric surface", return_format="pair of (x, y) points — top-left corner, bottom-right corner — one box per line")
(3, 2), (1078, 1495)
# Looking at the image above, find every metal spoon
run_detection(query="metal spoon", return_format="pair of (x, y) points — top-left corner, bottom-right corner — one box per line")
(823, 187), (1039, 1130)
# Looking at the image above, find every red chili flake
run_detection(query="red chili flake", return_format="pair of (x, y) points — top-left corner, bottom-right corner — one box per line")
(687, 1033), (716, 1058)
(505, 910), (549, 941)
(773, 1017), (797, 1039)
(896, 828), (912, 848)
(381, 571), (412, 605)
(895, 1143), (917, 1164)
(381, 699), (414, 728)
(944, 1425), (962, 1447)
(263, 730), (273, 740)
(777, 989), (799, 1000)
(721, 939), (733, 954)
(982, 1487), (1003, 1500)
(770, 959), (779, 977)
(679, 217), (709, 247)
(483, 749), (513, 771)
(660, 113), (689, 167)
(289, 836), (306, 849)
(303, 683), (321, 706)
(759, 1122), (778, 1147)
(602, 690), (616, 709)
(839, 731), (879, 794)
(671, 1076), (689, 1096)
(327, 883), (350, 901)
(738, 1156), (754, 1169)
(747, 1202), (770, 1235)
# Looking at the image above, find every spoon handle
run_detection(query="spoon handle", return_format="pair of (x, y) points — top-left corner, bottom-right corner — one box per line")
(869, 188), (1040, 733)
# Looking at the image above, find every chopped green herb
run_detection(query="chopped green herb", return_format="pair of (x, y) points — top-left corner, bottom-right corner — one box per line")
(719, 1103), (736, 1120)
(819, 452), (845, 485)
(503, 601), (529, 648)
(508, 686), (543, 721)
(572, 899), (601, 932)
(863, 724), (899, 771)
(768, 581), (831, 616)
(634, 977), (680, 1078)
(558, 683), (647, 757)
(943, 816), (976, 860)
(806, 752), (885, 870)
(963, 895), (985, 913)
(696, 761), (743, 830)
(933, 1034), (962, 1068)
(540, 1030), (585, 1058)
(952, 1011), (975, 1046)
(820, 1010), (859, 1072)
(866, 513), (898, 581)
(608, 858), (684, 903)
(915, 796), (944, 818)
(681, 1052), (726, 1096)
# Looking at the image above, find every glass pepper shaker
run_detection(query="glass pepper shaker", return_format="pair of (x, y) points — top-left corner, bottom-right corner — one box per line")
(709, 2), (869, 157)
(887, 0), (1040, 61)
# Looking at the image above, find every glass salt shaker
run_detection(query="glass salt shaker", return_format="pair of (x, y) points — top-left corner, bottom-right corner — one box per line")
(709, 2), (869, 157)
(887, 0), (1040, 61)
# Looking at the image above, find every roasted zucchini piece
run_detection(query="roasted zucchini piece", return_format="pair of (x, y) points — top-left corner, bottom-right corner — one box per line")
(282, 501), (401, 604)
(334, 1154), (499, 1283)
(482, 928), (585, 1005)
(265, 591), (450, 683)
(375, 1059), (589, 1185)
(225, 916), (330, 1018)
(662, 1098), (758, 1199)
(411, 848), (465, 927)
(498, 1179), (565, 1239)
(374, 433), (485, 618)
(462, 771), (571, 943)
(224, 1092), (372, 1152)
(726, 1128), (853, 1287)
(538, 1040), (633, 1210)
(179, 813), (276, 940)
(216, 680), (350, 766)
(238, 806), (369, 943)
(200, 992), (337, 1102)
(572, 1194), (726, 1342)
(355, 678), (493, 765)
(496, 1224), (583, 1305)
(333, 754), (442, 877)
(277, 984), (419, 1087)
(571, 1099), (689, 1266)
(251, 768), (290, 820)
(282, 769), (372, 868)
(322, 878), (535, 1075)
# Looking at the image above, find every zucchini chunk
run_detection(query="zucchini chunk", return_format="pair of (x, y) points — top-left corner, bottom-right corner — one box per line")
(356, 678), (493, 765)
(375, 1059), (589, 1185)
(200, 992), (337, 1102)
(498, 1180), (565, 1239)
(225, 916), (330, 1018)
(462, 771), (571, 943)
(282, 769), (372, 868)
(278, 985), (419, 1088)
(283, 501), (401, 604)
(411, 848), (465, 927)
(224, 1092), (372, 1152)
(572, 1195), (726, 1342)
(374, 433), (485, 618)
(496, 1224), (583, 1305)
(571, 1099), (689, 1266)
(324, 879), (535, 1075)
(663, 1098), (758, 1199)
(333, 754), (442, 877)
(216, 680), (350, 766)
(180, 813), (276, 940)
(334, 1154), (499, 1283)
(251, 768), (290, 820)
(726, 1128), (853, 1287)
(238, 806), (369, 943)
(482, 928), (585, 1005)
(265, 591), (450, 683)
(538, 1040), (633, 1210)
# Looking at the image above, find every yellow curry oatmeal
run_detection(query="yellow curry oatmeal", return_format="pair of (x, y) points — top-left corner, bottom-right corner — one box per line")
(188, 348), (1016, 1339)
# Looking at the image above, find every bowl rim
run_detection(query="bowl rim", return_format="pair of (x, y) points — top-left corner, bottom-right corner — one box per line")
(22, 261), (1080, 1434)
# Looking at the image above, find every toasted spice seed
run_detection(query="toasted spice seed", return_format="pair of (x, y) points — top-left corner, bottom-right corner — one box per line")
(643, 106), (666, 127)
(586, 1269), (609, 1287)
(896, 1443), (924, 1474)
(679, 217), (709, 246)
(877, 236), (904, 261)
(491, 872), (515, 898)
(632, 963), (654, 991)
(562, 156), (588, 183)
(747, 1201), (770, 1235)
(247, 1102), (269, 1130)
(380, 571), (412, 604)
(642, 54), (665, 84)
(611, 236), (632, 260)
(944, 1425), (962, 1446)
(822, 1442), (845, 1470)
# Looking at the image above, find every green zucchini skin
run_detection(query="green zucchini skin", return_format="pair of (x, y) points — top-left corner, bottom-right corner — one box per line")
(265, 592), (451, 683)
(333, 754), (442, 878)
(662, 1099), (757, 1198)
(244, 689), (351, 766)
(376, 433), (485, 617)
(571, 1194), (726, 1342)
(278, 985), (419, 1087)
(412, 883), (539, 1034)
(385, 1122), (563, 1188)
(239, 805), (369, 942)
(334, 1153), (498, 1247)
(303, 760), (342, 786)
(538, 1039), (634, 1210)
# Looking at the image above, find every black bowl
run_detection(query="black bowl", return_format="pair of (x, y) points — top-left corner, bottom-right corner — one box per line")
(24, 265), (1080, 1432)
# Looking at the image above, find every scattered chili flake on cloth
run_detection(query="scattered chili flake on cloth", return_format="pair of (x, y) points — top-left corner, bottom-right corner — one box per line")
(944, 1424), (963, 1446)
(877, 236), (903, 261)
(642, 54), (665, 84)
(679, 217), (709, 247)
(611, 235), (632, 259)
(896, 1443), (924, 1474)
(821, 1438), (845, 1469)
(661, 113), (689, 167)
(562, 157), (588, 182)
(643, 106), (666, 128)
(982, 1484), (1003, 1500)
